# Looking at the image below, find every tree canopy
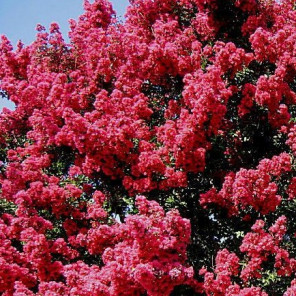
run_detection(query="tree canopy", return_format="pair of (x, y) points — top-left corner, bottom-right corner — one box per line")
(1, 0), (296, 295)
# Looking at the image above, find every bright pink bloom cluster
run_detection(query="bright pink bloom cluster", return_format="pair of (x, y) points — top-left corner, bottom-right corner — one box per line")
(240, 217), (296, 280)
(0, 195), (194, 295)
(200, 153), (291, 215)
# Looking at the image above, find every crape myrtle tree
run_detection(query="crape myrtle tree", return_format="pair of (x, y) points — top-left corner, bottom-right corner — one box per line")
(1, 0), (296, 294)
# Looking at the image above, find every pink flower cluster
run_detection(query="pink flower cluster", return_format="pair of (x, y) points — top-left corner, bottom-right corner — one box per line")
(201, 216), (296, 295)
(200, 153), (291, 215)
(0, 194), (194, 295)
(240, 217), (296, 280)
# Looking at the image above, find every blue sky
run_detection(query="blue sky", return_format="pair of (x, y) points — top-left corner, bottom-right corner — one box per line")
(0, 0), (129, 110)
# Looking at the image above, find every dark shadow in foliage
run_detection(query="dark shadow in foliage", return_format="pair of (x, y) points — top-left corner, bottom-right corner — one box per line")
(46, 145), (76, 177)
(214, 0), (251, 50)
(171, 284), (201, 296)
